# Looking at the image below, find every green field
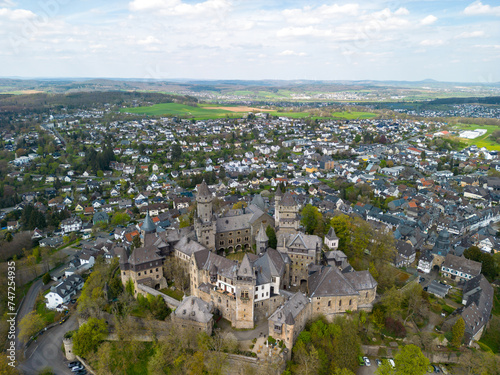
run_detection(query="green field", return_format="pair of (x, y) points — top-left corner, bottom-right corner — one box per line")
(331, 111), (377, 119)
(120, 102), (236, 118)
(454, 124), (500, 151)
(120, 102), (376, 120)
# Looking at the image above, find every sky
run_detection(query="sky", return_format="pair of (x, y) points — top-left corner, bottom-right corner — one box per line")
(0, 0), (499, 82)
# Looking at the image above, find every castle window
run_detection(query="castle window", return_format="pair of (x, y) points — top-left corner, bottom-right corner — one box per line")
(244, 237), (249, 242)
(156, 268), (159, 272)
(229, 239), (233, 244)
(237, 231), (241, 235)
(339, 300), (342, 307)
(150, 270), (153, 273)
(349, 299), (352, 306)
(237, 238), (241, 243)
(138, 272), (141, 276)
(328, 301), (331, 307)
(241, 291), (249, 299)
(220, 241), (224, 246)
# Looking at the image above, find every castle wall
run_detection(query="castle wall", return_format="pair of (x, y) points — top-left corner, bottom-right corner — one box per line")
(311, 295), (359, 321)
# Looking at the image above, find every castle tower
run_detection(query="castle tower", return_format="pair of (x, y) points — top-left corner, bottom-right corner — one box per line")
(63, 337), (76, 361)
(274, 185), (283, 227)
(276, 192), (299, 235)
(141, 211), (156, 246)
(194, 180), (216, 250)
(235, 254), (256, 329)
(256, 223), (269, 254)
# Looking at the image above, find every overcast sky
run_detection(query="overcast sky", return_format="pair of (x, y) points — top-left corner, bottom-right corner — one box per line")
(1, 0), (499, 82)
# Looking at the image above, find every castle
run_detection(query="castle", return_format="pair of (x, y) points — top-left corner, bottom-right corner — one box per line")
(121, 183), (377, 348)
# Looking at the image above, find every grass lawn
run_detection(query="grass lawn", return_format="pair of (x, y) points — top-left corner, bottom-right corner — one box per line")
(159, 288), (184, 301)
(36, 299), (56, 325)
(226, 252), (248, 262)
(453, 123), (500, 151)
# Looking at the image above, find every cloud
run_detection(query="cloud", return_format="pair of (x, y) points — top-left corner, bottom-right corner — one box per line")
(420, 15), (437, 25)
(0, 7), (36, 20)
(420, 39), (444, 46)
(277, 26), (333, 38)
(456, 30), (484, 38)
(137, 36), (161, 45)
(282, 3), (360, 25)
(464, 1), (500, 16)
(394, 8), (410, 16)
(278, 50), (306, 56)
(129, 0), (231, 17)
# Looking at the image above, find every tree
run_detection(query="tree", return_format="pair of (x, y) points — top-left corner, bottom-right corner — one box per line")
(421, 151), (426, 160)
(42, 272), (51, 285)
(73, 318), (108, 357)
(18, 311), (45, 344)
(0, 353), (20, 374)
(451, 317), (465, 348)
(111, 212), (129, 226)
(131, 235), (141, 250)
(300, 204), (324, 235)
(328, 215), (351, 251)
(393, 344), (429, 375)
(266, 225), (277, 249)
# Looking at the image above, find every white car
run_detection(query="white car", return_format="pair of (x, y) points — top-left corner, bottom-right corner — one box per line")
(72, 364), (84, 372)
(388, 359), (395, 368)
(363, 357), (371, 366)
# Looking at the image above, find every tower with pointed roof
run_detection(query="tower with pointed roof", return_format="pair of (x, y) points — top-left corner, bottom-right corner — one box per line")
(256, 223), (269, 254)
(141, 211), (156, 246)
(194, 181), (216, 250)
(234, 254), (256, 328)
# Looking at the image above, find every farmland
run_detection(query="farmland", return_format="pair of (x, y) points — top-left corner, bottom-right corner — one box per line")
(454, 124), (500, 151)
(120, 102), (377, 120)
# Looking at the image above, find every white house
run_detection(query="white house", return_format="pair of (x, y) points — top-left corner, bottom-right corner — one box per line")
(45, 274), (84, 310)
(60, 216), (83, 234)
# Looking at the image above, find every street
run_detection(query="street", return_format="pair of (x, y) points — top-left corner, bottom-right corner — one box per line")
(19, 314), (78, 375)
(16, 279), (43, 350)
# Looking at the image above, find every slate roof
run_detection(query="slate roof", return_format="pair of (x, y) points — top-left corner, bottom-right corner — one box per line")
(343, 270), (378, 291)
(174, 236), (207, 257)
(194, 249), (238, 279)
(142, 212), (156, 233)
(442, 254), (482, 277)
(50, 274), (84, 299)
(280, 192), (296, 206)
(174, 296), (213, 324)
(251, 194), (266, 211)
(269, 292), (308, 326)
(308, 266), (359, 297)
(326, 226), (338, 240)
(128, 245), (164, 266)
(197, 180), (212, 198)
(256, 223), (269, 243)
(427, 280), (451, 298)
(461, 274), (493, 338)
(252, 249), (286, 285)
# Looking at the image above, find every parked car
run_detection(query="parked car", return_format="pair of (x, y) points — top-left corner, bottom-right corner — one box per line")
(72, 364), (84, 372)
(358, 356), (365, 366)
(375, 359), (382, 366)
(388, 359), (395, 368)
(363, 356), (371, 366)
(68, 361), (81, 368)
(432, 364), (441, 373)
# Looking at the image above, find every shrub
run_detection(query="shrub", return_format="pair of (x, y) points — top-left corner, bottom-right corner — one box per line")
(385, 317), (406, 338)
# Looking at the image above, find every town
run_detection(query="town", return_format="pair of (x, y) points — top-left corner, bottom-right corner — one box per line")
(1, 91), (500, 375)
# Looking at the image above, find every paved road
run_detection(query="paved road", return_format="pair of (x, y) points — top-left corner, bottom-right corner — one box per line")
(19, 314), (78, 375)
(16, 279), (43, 350)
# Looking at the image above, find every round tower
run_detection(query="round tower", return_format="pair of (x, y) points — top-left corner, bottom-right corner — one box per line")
(63, 337), (76, 361)
(196, 180), (213, 224)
